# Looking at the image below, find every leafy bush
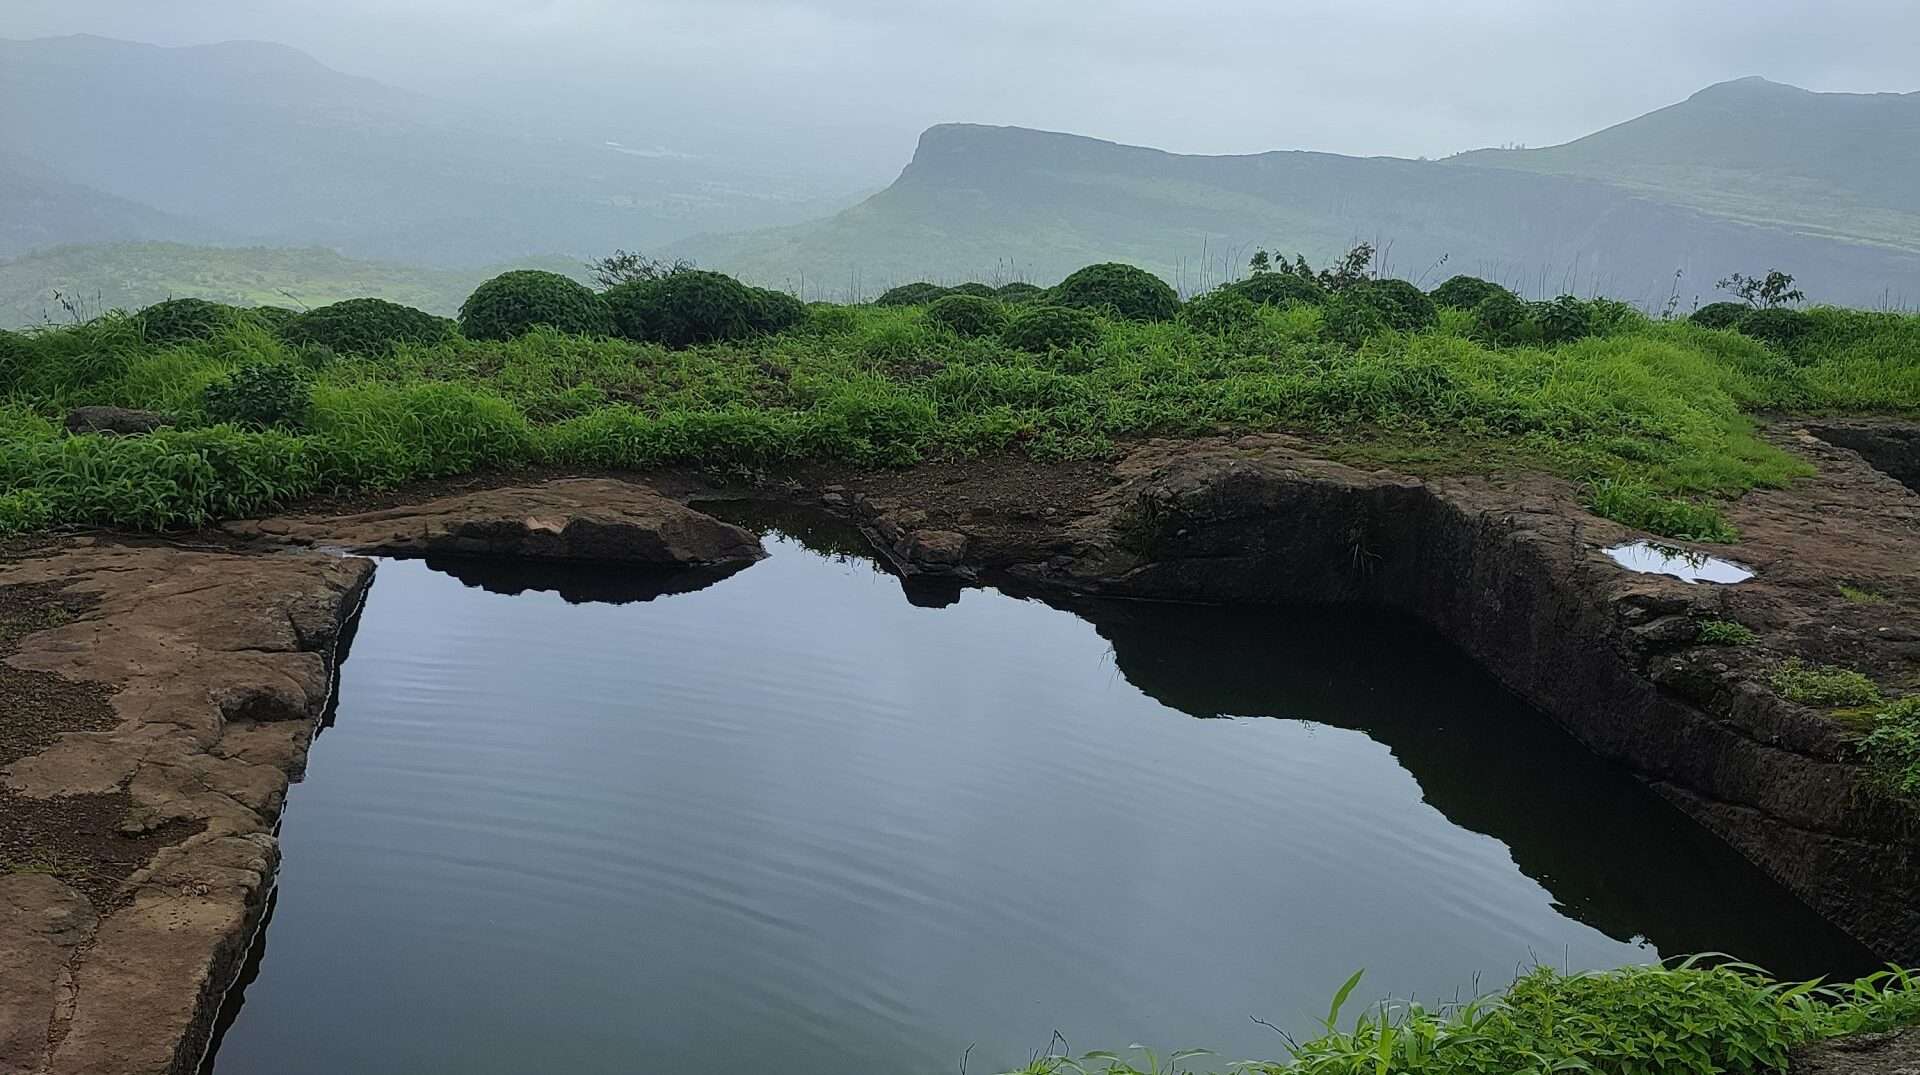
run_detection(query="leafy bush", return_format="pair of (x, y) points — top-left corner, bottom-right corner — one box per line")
(202, 362), (312, 429)
(924, 294), (1008, 339)
(1691, 302), (1750, 329)
(604, 270), (764, 348)
(1321, 291), (1392, 347)
(1532, 294), (1596, 345)
(136, 298), (236, 346)
(1697, 619), (1758, 645)
(1770, 658), (1881, 707)
(1430, 275), (1514, 310)
(748, 287), (808, 335)
(874, 282), (950, 307)
(1738, 307), (1816, 352)
(1470, 291), (1537, 346)
(1229, 272), (1327, 308)
(1050, 262), (1180, 321)
(1351, 279), (1438, 333)
(1001, 305), (1101, 352)
(1863, 696), (1920, 798)
(458, 270), (608, 341)
(280, 298), (454, 356)
(947, 283), (998, 299)
(995, 282), (1046, 303)
(1181, 289), (1261, 336)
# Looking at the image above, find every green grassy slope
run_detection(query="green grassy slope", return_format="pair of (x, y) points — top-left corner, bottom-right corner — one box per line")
(1449, 77), (1920, 252)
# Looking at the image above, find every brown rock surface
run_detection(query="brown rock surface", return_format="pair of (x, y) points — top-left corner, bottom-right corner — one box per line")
(0, 542), (371, 1074)
(1793, 1029), (1920, 1075)
(226, 477), (765, 565)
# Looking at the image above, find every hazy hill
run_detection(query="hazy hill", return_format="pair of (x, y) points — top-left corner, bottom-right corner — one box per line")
(0, 154), (214, 257)
(1451, 78), (1920, 251)
(683, 84), (1920, 307)
(0, 35), (863, 267)
(0, 243), (588, 329)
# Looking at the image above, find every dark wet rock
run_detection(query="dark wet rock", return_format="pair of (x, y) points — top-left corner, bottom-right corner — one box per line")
(63, 406), (173, 436)
(1808, 419), (1920, 494)
(228, 478), (766, 566)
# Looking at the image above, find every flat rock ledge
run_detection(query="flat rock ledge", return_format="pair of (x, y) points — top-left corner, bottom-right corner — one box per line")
(226, 477), (765, 566)
(1, 541), (373, 1075)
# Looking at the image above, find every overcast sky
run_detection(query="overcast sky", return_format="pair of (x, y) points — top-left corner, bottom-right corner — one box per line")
(10, 0), (1920, 179)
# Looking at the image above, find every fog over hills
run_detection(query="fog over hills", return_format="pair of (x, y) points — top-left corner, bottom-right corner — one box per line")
(2, 33), (1916, 315)
(0, 35), (865, 267)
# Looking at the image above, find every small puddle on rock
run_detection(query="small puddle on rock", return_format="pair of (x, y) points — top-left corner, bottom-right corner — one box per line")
(1605, 541), (1754, 584)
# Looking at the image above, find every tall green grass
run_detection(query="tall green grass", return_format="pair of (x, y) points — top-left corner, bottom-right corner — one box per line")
(1008, 960), (1920, 1075)
(0, 302), (1914, 535)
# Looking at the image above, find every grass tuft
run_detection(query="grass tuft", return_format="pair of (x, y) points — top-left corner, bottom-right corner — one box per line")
(1770, 658), (1882, 708)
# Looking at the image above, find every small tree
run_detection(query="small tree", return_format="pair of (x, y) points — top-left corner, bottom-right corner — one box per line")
(586, 249), (692, 289)
(1716, 269), (1804, 309)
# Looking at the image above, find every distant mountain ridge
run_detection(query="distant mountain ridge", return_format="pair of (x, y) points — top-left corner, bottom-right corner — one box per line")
(683, 79), (1920, 306)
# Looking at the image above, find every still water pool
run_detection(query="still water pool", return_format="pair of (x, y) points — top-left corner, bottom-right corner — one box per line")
(205, 510), (1873, 1074)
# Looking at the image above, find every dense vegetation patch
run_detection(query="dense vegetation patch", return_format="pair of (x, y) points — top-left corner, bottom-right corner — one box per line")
(1050, 262), (1180, 321)
(1229, 271), (1327, 309)
(1008, 961), (1920, 1075)
(605, 270), (764, 348)
(458, 270), (608, 341)
(1770, 658), (1882, 707)
(279, 298), (454, 356)
(995, 282), (1046, 303)
(136, 297), (237, 346)
(1430, 274), (1515, 310)
(876, 282), (951, 307)
(1, 258), (1915, 551)
(1000, 304), (1101, 352)
(925, 294), (1009, 339)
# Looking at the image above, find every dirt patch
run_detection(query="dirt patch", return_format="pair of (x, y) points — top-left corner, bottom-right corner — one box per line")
(0, 580), (116, 769)
(1794, 1028), (1920, 1075)
(0, 787), (202, 910)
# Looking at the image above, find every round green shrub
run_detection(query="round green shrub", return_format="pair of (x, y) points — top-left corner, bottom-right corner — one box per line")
(1737, 307), (1815, 352)
(1350, 278), (1438, 333)
(1532, 294), (1596, 345)
(1690, 302), (1749, 330)
(203, 362), (311, 429)
(1470, 291), (1538, 347)
(994, 282), (1046, 303)
(1228, 272), (1326, 308)
(747, 287), (808, 335)
(458, 270), (608, 341)
(1001, 305), (1101, 352)
(1049, 262), (1179, 321)
(1181, 289), (1261, 336)
(948, 283), (998, 299)
(280, 298), (454, 356)
(1430, 275), (1515, 310)
(604, 270), (763, 348)
(925, 294), (1009, 338)
(875, 282), (951, 307)
(1322, 292), (1391, 348)
(137, 298), (237, 346)
(805, 303), (860, 336)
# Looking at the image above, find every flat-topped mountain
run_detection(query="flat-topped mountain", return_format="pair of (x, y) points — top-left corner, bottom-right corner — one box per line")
(684, 80), (1920, 305)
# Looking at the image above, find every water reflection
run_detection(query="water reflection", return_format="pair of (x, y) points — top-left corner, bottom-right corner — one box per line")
(1605, 541), (1754, 584)
(421, 555), (754, 605)
(204, 504), (1874, 1075)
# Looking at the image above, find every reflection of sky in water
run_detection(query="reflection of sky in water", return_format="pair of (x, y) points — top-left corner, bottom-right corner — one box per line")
(207, 529), (1867, 1075)
(1606, 541), (1754, 584)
